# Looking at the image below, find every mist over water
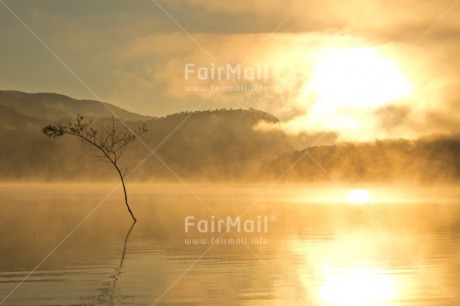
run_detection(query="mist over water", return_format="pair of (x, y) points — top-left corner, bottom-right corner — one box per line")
(1, 100), (459, 184)
(1, 183), (460, 305)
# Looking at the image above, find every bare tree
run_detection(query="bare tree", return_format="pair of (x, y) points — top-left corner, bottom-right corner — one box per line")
(42, 114), (147, 222)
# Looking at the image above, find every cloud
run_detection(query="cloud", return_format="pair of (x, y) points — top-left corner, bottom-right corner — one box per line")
(106, 28), (459, 140)
(1, 0), (459, 141)
(165, 0), (460, 41)
(375, 105), (411, 132)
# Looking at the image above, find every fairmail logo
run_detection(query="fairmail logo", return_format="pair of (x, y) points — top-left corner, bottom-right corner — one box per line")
(184, 216), (274, 233)
(184, 63), (269, 81)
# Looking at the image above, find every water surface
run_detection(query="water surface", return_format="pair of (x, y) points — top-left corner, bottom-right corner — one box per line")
(1, 183), (460, 305)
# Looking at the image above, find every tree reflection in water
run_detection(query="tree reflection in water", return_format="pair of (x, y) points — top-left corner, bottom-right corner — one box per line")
(85, 222), (136, 306)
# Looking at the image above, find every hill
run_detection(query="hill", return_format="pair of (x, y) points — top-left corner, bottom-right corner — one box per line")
(271, 136), (460, 183)
(1, 90), (459, 183)
(0, 105), (293, 181)
(139, 109), (291, 180)
(0, 90), (153, 122)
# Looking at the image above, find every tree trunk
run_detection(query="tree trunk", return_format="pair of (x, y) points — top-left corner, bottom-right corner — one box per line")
(114, 164), (137, 222)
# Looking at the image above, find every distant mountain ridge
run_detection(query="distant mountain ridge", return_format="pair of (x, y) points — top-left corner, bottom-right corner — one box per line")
(0, 90), (459, 183)
(0, 90), (153, 121)
(0, 105), (45, 131)
(0, 95), (294, 181)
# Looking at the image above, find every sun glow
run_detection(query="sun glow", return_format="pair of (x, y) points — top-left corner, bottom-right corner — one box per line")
(346, 189), (371, 205)
(295, 47), (413, 140)
(318, 267), (398, 306)
(310, 47), (412, 109)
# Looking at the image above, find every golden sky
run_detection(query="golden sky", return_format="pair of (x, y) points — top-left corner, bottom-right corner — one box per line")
(0, 0), (459, 141)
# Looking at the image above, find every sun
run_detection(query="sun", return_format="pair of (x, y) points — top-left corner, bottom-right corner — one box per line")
(346, 189), (371, 205)
(299, 47), (413, 139)
(310, 47), (412, 109)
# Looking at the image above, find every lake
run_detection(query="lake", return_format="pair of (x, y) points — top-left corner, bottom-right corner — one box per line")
(1, 183), (460, 305)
